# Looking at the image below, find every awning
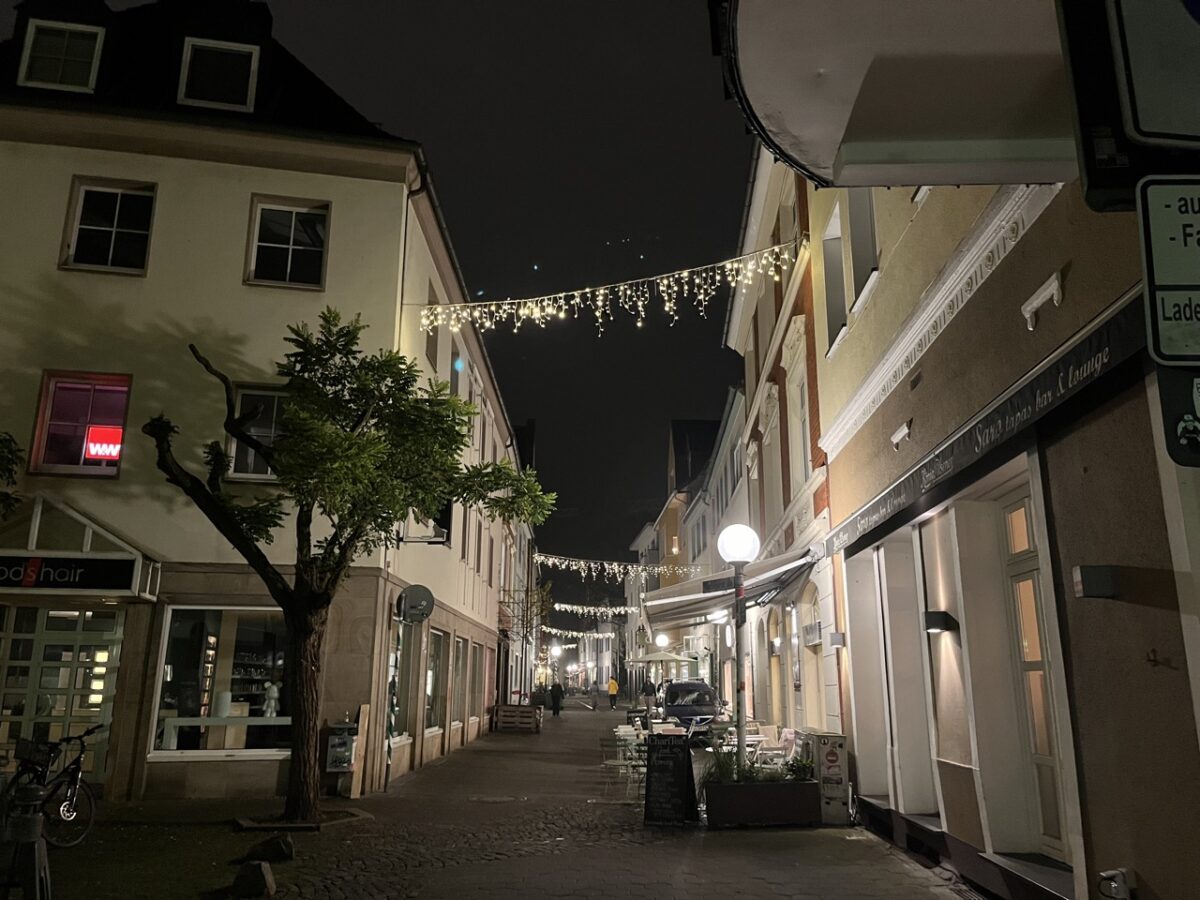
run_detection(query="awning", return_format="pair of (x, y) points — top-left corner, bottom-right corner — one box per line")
(643, 544), (820, 630)
(715, 0), (1077, 187)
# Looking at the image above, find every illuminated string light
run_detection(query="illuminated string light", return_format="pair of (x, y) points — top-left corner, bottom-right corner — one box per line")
(535, 552), (702, 582)
(541, 625), (593, 638)
(420, 240), (801, 336)
(552, 603), (640, 617)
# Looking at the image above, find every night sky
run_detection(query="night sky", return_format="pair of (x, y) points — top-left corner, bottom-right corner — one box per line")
(1, 1), (753, 609)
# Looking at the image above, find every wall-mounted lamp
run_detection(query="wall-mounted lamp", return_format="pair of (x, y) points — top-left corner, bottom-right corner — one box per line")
(827, 631), (846, 649)
(891, 419), (913, 451)
(924, 610), (960, 634)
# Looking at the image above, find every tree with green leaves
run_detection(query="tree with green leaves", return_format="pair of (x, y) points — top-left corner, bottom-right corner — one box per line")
(143, 308), (554, 821)
(0, 433), (22, 520)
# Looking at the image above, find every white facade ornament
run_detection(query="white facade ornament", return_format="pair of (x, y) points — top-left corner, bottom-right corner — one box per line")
(818, 183), (1062, 461)
(781, 315), (807, 373)
(761, 383), (780, 445)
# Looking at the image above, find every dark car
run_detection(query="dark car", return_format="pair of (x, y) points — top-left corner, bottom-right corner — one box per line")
(663, 680), (719, 727)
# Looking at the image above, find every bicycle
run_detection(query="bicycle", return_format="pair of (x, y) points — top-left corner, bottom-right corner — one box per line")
(2, 724), (103, 848)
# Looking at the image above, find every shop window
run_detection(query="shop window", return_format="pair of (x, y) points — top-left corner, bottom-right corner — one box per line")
(178, 37), (258, 111)
(229, 388), (285, 478)
(153, 608), (288, 753)
(246, 198), (329, 288)
(63, 181), (155, 273)
(425, 630), (447, 730)
(30, 372), (131, 476)
(451, 637), (467, 724)
(18, 19), (104, 92)
(387, 621), (414, 741)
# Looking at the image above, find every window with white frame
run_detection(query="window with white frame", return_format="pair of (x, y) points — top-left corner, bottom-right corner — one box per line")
(823, 203), (847, 352)
(790, 377), (812, 491)
(63, 180), (155, 273)
(847, 188), (879, 310)
(18, 19), (104, 92)
(229, 388), (285, 477)
(178, 37), (258, 111)
(425, 629), (447, 730)
(153, 607), (289, 753)
(30, 372), (130, 476)
(425, 283), (440, 373)
(247, 198), (329, 288)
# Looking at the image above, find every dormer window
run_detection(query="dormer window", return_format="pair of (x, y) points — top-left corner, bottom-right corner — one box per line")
(178, 37), (258, 112)
(17, 19), (104, 93)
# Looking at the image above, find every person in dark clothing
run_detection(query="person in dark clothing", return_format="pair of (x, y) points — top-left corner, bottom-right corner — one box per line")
(549, 681), (564, 717)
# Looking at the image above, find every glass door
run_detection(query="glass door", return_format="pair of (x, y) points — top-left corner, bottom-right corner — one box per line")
(1003, 496), (1067, 860)
(0, 604), (123, 783)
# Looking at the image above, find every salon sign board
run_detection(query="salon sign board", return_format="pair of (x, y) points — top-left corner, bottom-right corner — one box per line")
(1138, 176), (1200, 365)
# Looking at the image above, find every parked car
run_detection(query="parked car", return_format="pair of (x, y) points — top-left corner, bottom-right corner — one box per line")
(663, 680), (719, 728)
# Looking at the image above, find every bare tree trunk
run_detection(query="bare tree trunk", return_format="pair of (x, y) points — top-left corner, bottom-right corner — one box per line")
(284, 602), (328, 822)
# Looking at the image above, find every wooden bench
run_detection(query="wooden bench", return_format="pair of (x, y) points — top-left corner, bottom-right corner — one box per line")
(494, 704), (542, 733)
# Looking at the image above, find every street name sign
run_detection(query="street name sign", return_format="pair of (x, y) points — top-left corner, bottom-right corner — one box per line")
(1138, 176), (1200, 365)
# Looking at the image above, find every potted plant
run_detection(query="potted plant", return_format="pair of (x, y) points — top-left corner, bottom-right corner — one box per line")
(702, 744), (821, 828)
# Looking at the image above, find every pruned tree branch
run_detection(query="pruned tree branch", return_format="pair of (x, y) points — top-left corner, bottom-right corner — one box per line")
(143, 415), (292, 606)
(189, 343), (276, 467)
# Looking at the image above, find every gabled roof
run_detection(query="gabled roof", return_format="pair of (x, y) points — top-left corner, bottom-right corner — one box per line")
(0, 0), (409, 145)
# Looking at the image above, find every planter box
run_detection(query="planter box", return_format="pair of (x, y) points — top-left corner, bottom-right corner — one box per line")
(704, 779), (821, 828)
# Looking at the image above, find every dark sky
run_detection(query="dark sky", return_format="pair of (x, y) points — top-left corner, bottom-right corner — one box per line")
(2, 1), (752, 603)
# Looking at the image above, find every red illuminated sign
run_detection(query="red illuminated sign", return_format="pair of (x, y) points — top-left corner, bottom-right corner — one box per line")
(84, 425), (123, 461)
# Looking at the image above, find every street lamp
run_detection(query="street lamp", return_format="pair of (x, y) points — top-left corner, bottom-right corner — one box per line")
(654, 633), (669, 648)
(549, 642), (562, 682)
(549, 643), (562, 659)
(718, 523), (760, 774)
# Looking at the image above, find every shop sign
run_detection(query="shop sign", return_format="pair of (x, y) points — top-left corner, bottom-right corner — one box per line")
(827, 297), (1146, 556)
(83, 425), (123, 461)
(0, 555), (136, 591)
(1138, 176), (1200, 365)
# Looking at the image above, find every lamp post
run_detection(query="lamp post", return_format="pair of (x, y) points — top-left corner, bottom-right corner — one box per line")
(550, 642), (562, 683)
(718, 523), (760, 774)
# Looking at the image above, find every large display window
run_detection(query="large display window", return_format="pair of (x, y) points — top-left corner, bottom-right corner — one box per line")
(152, 607), (289, 754)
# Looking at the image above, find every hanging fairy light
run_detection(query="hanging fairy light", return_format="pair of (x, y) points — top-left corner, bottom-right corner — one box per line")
(420, 240), (801, 335)
(535, 552), (702, 582)
(552, 603), (641, 617)
(541, 625), (593, 638)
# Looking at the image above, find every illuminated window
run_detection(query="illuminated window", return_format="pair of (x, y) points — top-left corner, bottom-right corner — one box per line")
(31, 372), (130, 476)
(178, 37), (258, 111)
(18, 20), (104, 92)
(247, 198), (329, 288)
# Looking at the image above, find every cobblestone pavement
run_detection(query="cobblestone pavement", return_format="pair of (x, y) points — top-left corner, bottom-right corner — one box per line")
(57, 706), (967, 899)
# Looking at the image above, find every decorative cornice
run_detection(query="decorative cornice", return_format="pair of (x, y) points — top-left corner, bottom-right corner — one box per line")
(818, 183), (1062, 460)
(761, 383), (780, 444)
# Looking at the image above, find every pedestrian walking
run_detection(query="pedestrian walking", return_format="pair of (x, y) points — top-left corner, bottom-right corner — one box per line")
(607, 676), (619, 710)
(640, 678), (657, 724)
(589, 679), (600, 711)
(549, 681), (563, 717)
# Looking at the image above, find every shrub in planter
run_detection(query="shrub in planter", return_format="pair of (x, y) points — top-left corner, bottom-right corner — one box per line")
(701, 746), (821, 828)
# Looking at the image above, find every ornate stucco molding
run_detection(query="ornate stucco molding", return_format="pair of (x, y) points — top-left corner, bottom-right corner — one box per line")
(761, 383), (780, 445)
(818, 183), (1062, 461)
(781, 314), (807, 374)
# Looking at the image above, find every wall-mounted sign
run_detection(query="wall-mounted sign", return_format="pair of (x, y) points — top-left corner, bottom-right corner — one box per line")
(827, 295), (1146, 557)
(84, 426), (123, 461)
(397, 584), (434, 624)
(0, 555), (135, 591)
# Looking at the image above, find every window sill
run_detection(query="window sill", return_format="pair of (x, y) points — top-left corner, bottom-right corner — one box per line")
(423, 726), (444, 737)
(59, 261), (147, 277)
(389, 734), (413, 748)
(850, 269), (881, 315)
(18, 78), (96, 95)
(147, 749), (290, 762)
(244, 277), (325, 292)
(224, 473), (279, 484)
(825, 324), (848, 360)
(28, 466), (119, 479)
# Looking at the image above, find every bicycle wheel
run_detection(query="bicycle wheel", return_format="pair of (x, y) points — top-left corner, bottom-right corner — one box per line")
(41, 776), (95, 848)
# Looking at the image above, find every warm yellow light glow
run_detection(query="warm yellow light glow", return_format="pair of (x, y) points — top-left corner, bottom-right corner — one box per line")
(94, 650), (110, 663)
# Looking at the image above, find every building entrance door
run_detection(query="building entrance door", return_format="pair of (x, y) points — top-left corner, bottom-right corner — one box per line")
(0, 603), (123, 784)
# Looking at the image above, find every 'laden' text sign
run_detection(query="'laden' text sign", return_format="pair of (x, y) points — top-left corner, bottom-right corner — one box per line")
(1138, 176), (1200, 365)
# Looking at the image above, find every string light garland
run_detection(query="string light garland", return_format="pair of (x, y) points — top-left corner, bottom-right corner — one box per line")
(542, 625), (593, 638)
(421, 240), (800, 335)
(535, 552), (702, 582)
(553, 603), (640, 617)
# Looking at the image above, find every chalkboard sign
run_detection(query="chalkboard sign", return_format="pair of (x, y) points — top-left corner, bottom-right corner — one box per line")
(643, 734), (698, 826)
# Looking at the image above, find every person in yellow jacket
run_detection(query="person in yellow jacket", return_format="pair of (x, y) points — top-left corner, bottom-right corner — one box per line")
(607, 676), (619, 710)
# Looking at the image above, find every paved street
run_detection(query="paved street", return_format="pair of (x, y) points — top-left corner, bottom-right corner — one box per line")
(56, 703), (964, 899)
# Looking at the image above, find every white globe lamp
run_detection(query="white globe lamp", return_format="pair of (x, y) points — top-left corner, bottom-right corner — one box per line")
(654, 633), (669, 649)
(549, 643), (562, 659)
(718, 524), (761, 564)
